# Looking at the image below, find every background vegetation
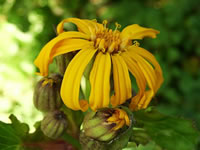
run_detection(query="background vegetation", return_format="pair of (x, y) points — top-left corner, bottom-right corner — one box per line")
(0, 0), (199, 148)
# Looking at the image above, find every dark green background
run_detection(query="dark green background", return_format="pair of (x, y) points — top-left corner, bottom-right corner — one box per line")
(0, 0), (199, 147)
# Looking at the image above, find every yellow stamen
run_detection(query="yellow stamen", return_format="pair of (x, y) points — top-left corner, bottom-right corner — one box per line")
(115, 22), (121, 30)
(133, 41), (140, 47)
(103, 20), (108, 28)
(107, 42), (116, 53)
(99, 39), (105, 50)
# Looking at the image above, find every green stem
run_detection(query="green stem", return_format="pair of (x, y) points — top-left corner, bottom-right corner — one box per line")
(61, 107), (80, 138)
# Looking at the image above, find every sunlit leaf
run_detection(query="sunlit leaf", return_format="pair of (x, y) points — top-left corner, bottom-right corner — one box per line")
(0, 115), (28, 150)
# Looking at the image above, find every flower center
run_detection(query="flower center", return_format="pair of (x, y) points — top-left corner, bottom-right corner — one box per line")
(93, 21), (122, 54)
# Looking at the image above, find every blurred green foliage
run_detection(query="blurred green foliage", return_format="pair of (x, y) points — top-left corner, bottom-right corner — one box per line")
(0, 0), (199, 147)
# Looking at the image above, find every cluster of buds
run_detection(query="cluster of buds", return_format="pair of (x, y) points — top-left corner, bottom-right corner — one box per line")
(33, 73), (67, 139)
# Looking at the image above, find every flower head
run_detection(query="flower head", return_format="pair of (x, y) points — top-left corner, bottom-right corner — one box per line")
(34, 18), (163, 112)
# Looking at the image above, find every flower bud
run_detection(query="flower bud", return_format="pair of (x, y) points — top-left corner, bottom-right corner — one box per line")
(33, 73), (63, 112)
(41, 111), (67, 139)
(56, 53), (74, 75)
(82, 108), (130, 142)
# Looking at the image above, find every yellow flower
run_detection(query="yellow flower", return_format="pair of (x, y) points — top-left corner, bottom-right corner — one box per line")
(34, 18), (163, 112)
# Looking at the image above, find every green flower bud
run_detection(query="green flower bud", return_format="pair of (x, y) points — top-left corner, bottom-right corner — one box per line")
(33, 73), (63, 112)
(41, 110), (67, 139)
(82, 108), (130, 142)
(56, 53), (74, 75)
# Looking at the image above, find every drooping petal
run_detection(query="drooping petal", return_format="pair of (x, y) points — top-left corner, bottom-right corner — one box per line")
(128, 50), (158, 92)
(89, 52), (111, 111)
(121, 52), (146, 93)
(34, 31), (91, 76)
(120, 24), (159, 43)
(111, 54), (132, 107)
(126, 48), (163, 110)
(139, 90), (154, 109)
(130, 52), (157, 93)
(121, 52), (147, 110)
(57, 18), (96, 36)
(61, 48), (97, 111)
(128, 46), (164, 91)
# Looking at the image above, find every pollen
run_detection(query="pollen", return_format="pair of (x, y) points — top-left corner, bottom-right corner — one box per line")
(93, 21), (122, 54)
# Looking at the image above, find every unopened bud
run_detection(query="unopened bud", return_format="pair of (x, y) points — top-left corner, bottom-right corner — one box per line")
(56, 53), (74, 75)
(41, 111), (67, 139)
(82, 108), (130, 142)
(33, 73), (63, 112)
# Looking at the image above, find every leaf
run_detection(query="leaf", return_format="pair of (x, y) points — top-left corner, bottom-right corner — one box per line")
(123, 142), (162, 150)
(9, 114), (29, 139)
(122, 142), (137, 150)
(0, 114), (28, 150)
(25, 121), (48, 142)
(133, 108), (200, 150)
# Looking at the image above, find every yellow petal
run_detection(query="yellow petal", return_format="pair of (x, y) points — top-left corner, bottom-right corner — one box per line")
(130, 94), (142, 110)
(121, 52), (147, 110)
(127, 48), (163, 110)
(61, 48), (97, 111)
(125, 114), (130, 126)
(139, 90), (154, 109)
(107, 115), (118, 122)
(120, 24), (159, 41)
(129, 52), (157, 93)
(121, 52), (146, 93)
(111, 54), (132, 107)
(57, 18), (95, 36)
(113, 120), (125, 131)
(34, 31), (90, 76)
(89, 52), (111, 111)
(50, 39), (92, 58)
(128, 46), (164, 91)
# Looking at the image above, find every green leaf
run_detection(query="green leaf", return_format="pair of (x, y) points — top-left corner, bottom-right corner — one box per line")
(123, 142), (161, 150)
(122, 142), (137, 150)
(0, 114), (27, 150)
(25, 121), (48, 142)
(133, 108), (200, 150)
(9, 114), (29, 139)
